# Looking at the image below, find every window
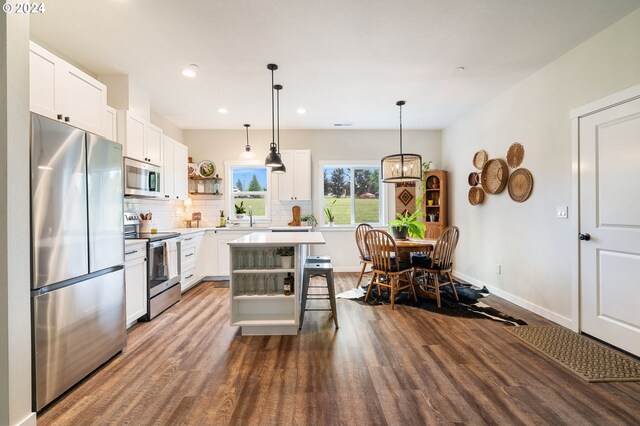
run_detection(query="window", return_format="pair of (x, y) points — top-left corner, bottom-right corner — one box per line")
(227, 164), (269, 219)
(320, 163), (383, 225)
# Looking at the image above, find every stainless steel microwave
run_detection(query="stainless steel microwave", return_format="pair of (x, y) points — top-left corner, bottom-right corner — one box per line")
(123, 157), (161, 198)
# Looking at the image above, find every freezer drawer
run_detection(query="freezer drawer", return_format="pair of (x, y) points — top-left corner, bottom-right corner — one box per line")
(32, 269), (126, 411)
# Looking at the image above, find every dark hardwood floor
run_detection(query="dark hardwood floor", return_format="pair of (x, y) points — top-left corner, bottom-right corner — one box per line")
(38, 273), (640, 425)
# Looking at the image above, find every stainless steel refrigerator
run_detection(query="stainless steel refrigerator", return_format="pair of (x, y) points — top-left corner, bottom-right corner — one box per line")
(30, 113), (126, 411)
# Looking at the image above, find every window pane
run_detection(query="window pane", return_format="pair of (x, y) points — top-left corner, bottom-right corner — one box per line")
(232, 167), (267, 217)
(354, 168), (380, 223)
(323, 167), (350, 224)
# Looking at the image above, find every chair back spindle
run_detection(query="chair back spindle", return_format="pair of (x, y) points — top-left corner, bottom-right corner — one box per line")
(365, 230), (398, 273)
(355, 223), (373, 261)
(431, 226), (459, 272)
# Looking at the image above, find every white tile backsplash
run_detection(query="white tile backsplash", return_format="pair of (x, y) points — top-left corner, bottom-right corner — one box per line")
(124, 197), (314, 230)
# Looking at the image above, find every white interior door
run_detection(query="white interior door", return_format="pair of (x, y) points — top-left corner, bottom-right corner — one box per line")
(579, 96), (640, 357)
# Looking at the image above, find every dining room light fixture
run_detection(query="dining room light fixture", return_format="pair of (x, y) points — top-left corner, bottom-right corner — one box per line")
(239, 123), (257, 160)
(272, 84), (286, 174)
(381, 100), (422, 183)
(264, 64), (283, 168)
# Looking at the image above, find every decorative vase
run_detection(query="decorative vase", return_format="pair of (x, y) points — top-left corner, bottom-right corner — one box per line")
(391, 225), (408, 240)
(280, 255), (293, 269)
(328, 221), (335, 227)
(300, 220), (308, 227)
(236, 214), (244, 220)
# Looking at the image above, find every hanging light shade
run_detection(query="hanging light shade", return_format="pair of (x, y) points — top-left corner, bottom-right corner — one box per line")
(265, 63), (283, 167)
(239, 123), (257, 160)
(381, 100), (422, 183)
(272, 84), (286, 174)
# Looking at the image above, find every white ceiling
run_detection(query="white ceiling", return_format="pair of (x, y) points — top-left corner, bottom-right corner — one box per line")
(30, 0), (640, 130)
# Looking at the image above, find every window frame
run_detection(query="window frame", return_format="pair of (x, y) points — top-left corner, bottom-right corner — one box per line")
(317, 160), (386, 228)
(224, 160), (271, 220)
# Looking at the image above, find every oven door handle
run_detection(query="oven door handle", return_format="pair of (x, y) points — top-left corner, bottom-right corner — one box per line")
(149, 237), (182, 249)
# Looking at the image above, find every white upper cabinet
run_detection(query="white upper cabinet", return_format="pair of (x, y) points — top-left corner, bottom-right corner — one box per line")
(104, 106), (117, 142)
(117, 111), (164, 166)
(146, 123), (163, 165)
(277, 149), (311, 201)
(29, 41), (107, 136)
(161, 136), (188, 200)
(173, 141), (188, 200)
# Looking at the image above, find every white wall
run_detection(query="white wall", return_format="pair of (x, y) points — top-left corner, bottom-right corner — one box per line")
(442, 9), (640, 326)
(185, 129), (441, 269)
(0, 12), (36, 426)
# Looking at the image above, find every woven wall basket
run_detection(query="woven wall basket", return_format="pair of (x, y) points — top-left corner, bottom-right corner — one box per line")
(468, 172), (480, 186)
(472, 150), (488, 170)
(508, 168), (534, 202)
(468, 186), (485, 205)
(481, 159), (508, 194)
(507, 142), (525, 168)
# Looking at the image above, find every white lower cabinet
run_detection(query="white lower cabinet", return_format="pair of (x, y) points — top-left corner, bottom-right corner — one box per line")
(124, 242), (147, 328)
(198, 231), (218, 277)
(181, 231), (204, 292)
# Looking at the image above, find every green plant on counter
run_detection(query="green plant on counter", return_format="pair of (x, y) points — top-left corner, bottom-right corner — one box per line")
(301, 214), (318, 227)
(234, 201), (247, 214)
(275, 246), (294, 257)
(389, 211), (426, 239)
(324, 199), (336, 223)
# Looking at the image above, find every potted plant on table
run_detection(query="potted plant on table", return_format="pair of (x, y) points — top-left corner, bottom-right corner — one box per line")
(234, 201), (246, 219)
(389, 211), (426, 240)
(324, 199), (336, 226)
(275, 246), (295, 268)
(300, 214), (318, 228)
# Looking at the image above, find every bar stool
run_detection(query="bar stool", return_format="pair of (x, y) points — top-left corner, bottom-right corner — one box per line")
(306, 255), (331, 263)
(299, 262), (339, 330)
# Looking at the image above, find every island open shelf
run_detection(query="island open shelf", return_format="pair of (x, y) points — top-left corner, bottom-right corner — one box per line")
(228, 231), (326, 335)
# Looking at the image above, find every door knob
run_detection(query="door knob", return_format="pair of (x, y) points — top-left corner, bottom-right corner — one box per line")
(578, 233), (591, 241)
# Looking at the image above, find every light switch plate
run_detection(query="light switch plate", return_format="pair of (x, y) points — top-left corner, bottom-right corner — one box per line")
(556, 206), (568, 219)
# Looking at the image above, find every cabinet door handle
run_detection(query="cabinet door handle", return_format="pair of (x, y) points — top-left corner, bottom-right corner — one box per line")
(185, 274), (194, 280)
(57, 114), (63, 120)
(185, 253), (194, 258)
(184, 237), (194, 241)
(64, 116), (70, 122)
(125, 250), (138, 255)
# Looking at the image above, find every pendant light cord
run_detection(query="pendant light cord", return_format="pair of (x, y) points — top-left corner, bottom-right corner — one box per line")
(271, 68), (275, 148)
(276, 85), (282, 153)
(399, 102), (403, 155)
(244, 124), (250, 150)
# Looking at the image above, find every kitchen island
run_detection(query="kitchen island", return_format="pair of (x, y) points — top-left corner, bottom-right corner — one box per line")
(228, 231), (326, 335)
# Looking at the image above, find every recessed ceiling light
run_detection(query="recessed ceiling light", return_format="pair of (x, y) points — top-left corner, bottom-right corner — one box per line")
(181, 64), (199, 78)
(218, 108), (228, 114)
(297, 108), (307, 114)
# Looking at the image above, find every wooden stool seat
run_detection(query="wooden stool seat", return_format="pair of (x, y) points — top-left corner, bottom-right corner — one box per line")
(306, 255), (331, 263)
(300, 263), (339, 330)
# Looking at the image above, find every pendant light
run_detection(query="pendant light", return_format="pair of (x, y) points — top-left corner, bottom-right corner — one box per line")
(239, 123), (257, 160)
(381, 100), (422, 182)
(264, 64), (283, 167)
(272, 84), (286, 174)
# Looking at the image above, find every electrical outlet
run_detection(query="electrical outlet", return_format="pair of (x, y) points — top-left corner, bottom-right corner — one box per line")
(497, 264), (502, 274)
(556, 206), (568, 219)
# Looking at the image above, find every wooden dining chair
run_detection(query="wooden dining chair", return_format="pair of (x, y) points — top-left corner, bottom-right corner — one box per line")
(354, 223), (373, 288)
(412, 226), (460, 307)
(364, 230), (416, 309)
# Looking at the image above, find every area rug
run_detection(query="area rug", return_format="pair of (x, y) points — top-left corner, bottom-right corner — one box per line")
(507, 326), (640, 382)
(338, 279), (527, 326)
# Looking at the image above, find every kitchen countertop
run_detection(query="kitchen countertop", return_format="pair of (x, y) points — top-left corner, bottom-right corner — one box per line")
(228, 231), (326, 246)
(162, 226), (312, 235)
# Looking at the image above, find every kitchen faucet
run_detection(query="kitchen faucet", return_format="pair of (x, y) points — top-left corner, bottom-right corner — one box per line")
(249, 205), (253, 227)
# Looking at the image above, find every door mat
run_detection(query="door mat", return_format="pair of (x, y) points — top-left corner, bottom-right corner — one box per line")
(506, 326), (640, 382)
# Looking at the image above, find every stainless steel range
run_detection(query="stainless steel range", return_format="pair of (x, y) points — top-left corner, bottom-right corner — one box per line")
(124, 213), (182, 320)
